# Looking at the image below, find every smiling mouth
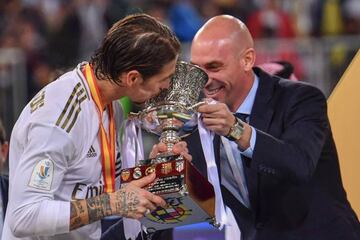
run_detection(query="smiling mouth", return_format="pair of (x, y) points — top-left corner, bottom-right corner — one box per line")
(206, 86), (224, 96)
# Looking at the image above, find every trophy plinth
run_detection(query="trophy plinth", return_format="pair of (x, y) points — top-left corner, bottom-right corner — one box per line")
(120, 159), (216, 231)
(121, 61), (218, 230)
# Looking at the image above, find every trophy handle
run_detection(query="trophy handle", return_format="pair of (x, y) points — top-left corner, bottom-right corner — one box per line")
(186, 101), (206, 112)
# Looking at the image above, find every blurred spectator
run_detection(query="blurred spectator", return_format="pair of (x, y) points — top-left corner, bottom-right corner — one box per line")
(325, 0), (360, 90)
(281, 0), (315, 37)
(199, 0), (255, 22)
(342, 0), (360, 35)
(247, 0), (295, 38)
(46, 1), (82, 69)
(0, 119), (8, 174)
(76, 0), (109, 61)
(0, 118), (9, 240)
(142, 0), (172, 27)
(168, 0), (203, 42)
(311, 0), (344, 37)
(257, 60), (298, 80)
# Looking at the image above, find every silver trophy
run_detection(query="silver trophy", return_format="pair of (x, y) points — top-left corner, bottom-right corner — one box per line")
(129, 61), (208, 164)
(121, 61), (218, 231)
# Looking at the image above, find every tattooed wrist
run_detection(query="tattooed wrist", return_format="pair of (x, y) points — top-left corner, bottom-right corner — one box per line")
(87, 193), (112, 223)
(112, 187), (141, 217)
(110, 189), (126, 215)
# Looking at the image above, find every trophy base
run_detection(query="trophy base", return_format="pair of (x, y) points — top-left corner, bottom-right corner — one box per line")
(120, 158), (217, 230)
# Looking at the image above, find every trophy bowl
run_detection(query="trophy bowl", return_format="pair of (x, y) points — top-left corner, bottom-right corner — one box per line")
(130, 61), (208, 162)
(121, 61), (218, 231)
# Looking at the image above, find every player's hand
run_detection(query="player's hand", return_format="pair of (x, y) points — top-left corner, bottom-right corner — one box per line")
(149, 141), (192, 162)
(111, 173), (166, 219)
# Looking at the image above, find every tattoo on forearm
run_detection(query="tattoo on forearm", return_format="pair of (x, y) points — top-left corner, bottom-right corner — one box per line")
(121, 190), (127, 214)
(102, 193), (112, 216)
(70, 201), (87, 230)
(69, 194), (112, 231)
(87, 193), (112, 223)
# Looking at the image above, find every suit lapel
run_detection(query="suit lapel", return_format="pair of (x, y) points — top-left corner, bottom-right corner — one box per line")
(250, 67), (275, 132)
(245, 67), (276, 209)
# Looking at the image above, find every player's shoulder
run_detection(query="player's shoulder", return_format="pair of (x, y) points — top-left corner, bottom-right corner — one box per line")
(27, 64), (91, 131)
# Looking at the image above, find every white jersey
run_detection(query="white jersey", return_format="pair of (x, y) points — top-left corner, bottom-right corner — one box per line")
(3, 63), (124, 240)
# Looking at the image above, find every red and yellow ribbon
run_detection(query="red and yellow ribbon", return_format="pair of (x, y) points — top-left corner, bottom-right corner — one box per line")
(83, 64), (116, 193)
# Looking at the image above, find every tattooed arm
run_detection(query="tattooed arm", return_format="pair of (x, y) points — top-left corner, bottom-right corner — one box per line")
(69, 173), (165, 231)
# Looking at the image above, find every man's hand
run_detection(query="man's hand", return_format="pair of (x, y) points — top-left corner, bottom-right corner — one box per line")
(149, 141), (192, 162)
(110, 173), (166, 219)
(197, 102), (252, 150)
(197, 102), (236, 137)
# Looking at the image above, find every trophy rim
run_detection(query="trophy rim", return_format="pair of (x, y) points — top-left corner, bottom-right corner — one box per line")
(143, 101), (187, 112)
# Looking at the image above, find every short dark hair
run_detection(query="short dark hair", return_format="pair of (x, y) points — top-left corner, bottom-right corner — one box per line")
(0, 119), (6, 144)
(90, 13), (181, 83)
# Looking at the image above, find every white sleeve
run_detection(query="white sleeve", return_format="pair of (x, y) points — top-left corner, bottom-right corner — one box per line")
(8, 122), (75, 237)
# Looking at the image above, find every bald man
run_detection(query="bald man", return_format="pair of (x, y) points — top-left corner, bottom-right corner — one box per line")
(186, 15), (360, 240)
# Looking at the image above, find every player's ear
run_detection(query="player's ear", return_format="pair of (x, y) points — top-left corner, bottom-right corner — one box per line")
(124, 70), (143, 87)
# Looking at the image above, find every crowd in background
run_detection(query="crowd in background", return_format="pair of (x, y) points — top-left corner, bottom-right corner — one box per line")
(0, 0), (359, 101)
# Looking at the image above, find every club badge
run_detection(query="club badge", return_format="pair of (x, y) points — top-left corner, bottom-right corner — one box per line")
(145, 166), (156, 176)
(175, 161), (184, 173)
(133, 167), (142, 179)
(121, 169), (130, 181)
(161, 162), (173, 175)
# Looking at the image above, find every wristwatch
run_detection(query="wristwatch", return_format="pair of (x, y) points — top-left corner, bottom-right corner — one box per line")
(225, 117), (245, 141)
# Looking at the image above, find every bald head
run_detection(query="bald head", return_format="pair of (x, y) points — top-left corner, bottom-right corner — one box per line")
(193, 15), (253, 51)
(191, 15), (256, 111)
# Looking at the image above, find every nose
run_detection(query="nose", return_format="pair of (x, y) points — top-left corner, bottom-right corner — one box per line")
(204, 75), (214, 88)
(162, 80), (171, 90)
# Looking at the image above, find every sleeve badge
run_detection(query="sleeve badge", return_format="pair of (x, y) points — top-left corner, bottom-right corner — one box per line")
(28, 158), (54, 191)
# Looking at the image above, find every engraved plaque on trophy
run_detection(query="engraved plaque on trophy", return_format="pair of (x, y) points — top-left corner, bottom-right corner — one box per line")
(120, 61), (217, 231)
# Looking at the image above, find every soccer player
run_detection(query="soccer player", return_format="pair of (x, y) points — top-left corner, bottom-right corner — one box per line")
(2, 13), (190, 240)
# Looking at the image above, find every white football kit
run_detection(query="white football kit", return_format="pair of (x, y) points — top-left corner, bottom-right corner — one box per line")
(2, 63), (124, 240)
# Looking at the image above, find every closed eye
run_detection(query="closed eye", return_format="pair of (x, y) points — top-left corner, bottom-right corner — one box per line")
(205, 62), (223, 72)
(161, 73), (174, 82)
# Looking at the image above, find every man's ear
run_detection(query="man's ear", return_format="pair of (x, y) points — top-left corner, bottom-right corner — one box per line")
(123, 70), (142, 87)
(242, 48), (256, 71)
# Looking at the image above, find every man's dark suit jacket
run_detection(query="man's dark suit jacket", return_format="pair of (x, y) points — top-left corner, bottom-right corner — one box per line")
(186, 67), (360, 240)
(100, 218), (173, 240)
(0, 175), (8, 219)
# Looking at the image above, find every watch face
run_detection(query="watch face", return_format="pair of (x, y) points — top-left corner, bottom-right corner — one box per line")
(226, 118), (244, 141)
(231, 124), (243, 140)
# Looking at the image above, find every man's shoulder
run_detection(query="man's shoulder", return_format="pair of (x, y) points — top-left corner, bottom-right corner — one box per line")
(45, 67), (90, 103)
(276, 78), (325, 100)
(255, 67), (326, 107)
(28, 67), (91, 127)
(255, 66), (322, 94)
